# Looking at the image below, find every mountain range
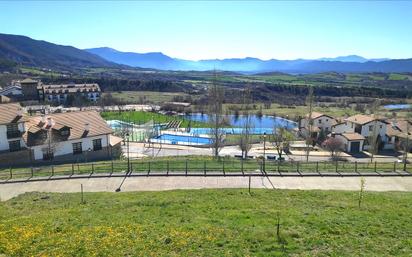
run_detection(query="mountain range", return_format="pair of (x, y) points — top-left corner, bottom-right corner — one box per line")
(0, 33), (412, 74)
(86, 47), (412, 73)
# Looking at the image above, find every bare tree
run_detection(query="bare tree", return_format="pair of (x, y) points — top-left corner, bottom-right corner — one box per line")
(208, 72), (225, 157)
(238, 87), (254, 159)
(305, 87), (314, 162)
(368, 100), (380, 162)
(401, 115), (412, 171)
(272, 127), (293, 160)
(322, 137), (344, 160)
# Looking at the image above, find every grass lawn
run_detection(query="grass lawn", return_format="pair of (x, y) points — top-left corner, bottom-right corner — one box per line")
(0, 189), (411, 256)
(101, 111), (211, 128)
(104, 91), (195, 104)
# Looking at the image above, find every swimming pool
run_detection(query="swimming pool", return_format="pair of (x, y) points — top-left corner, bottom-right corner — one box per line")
(151, 134), (212, 145)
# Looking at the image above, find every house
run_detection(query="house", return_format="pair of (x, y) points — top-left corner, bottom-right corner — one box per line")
(0, 103), (122, 167)
(331, 114), (388, 153)
(0, 103), (27, 153)
(386, 120), (412, 151)
(299, 112), (337, 139)
(38, 83), (101, 104)
(0, 85), (22, 96)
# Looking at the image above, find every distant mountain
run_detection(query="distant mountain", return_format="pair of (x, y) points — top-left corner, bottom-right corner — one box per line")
(85, 47), (179, 70)
(0, 33), (119, 70)
(318, 55), (390, 63)
(87, 47), (412, 73)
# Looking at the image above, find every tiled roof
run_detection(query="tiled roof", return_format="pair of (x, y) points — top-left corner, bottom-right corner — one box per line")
(306, 112), (335, 120)
(0, 103), (26, 125)
(23, 111), (112, 146)
(346, 114), (383, 125)
(387, 120), (412, 138)
(20, 78), (38, 83)
(41, 83), (101, 94)
(340, 132), (365, 141)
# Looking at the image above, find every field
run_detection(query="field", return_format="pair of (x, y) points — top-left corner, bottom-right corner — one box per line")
(0, 189), (411, 256)
(104, 91), (195, 104)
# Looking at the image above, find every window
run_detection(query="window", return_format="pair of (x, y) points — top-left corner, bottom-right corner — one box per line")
(93, 139), (102, 151)
(6, 123), (20, 138)
(369, 125), (373, 132)
(318, 119), (322, 124)
(72, 142), (82, 155)
(43, 150), (54, 160)
(8, 140), (21, 152)
(61, 129), (70, 137)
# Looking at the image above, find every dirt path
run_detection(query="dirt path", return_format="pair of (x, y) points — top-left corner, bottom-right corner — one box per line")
(1, 176), (412, 201)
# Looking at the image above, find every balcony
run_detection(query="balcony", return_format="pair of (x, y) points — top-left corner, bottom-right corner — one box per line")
(7, 130), (22, 139)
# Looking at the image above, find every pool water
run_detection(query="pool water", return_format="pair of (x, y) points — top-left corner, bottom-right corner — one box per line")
(152, 134), (212, 145)
(189, 127), (274, 135)
(383, 104), (411, 110)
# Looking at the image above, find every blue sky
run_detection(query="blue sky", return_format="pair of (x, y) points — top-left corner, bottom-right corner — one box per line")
(0, 1), (411, 60)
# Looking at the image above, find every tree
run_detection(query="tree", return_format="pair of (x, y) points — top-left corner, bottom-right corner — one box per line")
(322, 137), (344, 160)
(368, 100), (380, 162)
(272, 127), (293, 160)
(238, 87), (253, 159)
(305, 87), (314, 162)
(208, 72), (225, 157)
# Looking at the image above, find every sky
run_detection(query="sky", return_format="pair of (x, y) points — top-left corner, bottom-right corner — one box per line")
(0, 1), (411, 60)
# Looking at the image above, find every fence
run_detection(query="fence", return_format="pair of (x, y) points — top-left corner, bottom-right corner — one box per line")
(1, 158), (411, 183)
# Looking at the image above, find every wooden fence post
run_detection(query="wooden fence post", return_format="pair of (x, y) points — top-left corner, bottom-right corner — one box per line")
(111, 161), (114, 175)
(204, 161), (206, 176)
(148, 161), (151, 173)
(31, 167), (34, 178)
(91, 164), (94, 175)
(393, 161), (396, 172)
(335, 161), (338, 174)
(51, 165), (54, 176)
(72, 163), (75, 176)
(223, 159), (225, 176)
(374, 161), (377, 173)
(355, 161), (358, 174)
(9, 167), (12, 179)
(167, 160), (170, 175)
(185, 159), (188, 175)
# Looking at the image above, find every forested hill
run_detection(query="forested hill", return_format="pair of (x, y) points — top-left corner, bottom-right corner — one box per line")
(0, 33), (120, 70)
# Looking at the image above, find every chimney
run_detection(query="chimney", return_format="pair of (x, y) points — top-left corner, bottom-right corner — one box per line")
(17, 108), (23, 117)
(47, 117), (54, 128)
(84, 123), (90, 132)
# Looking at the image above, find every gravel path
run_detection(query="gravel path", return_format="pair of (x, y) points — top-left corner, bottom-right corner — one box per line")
(1, 176), (412, 201)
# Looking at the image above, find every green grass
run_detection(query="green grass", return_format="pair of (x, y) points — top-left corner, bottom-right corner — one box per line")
(105, 91), (195, 104)
(101, 111), (211, 128)
(1, 189), (411, 256)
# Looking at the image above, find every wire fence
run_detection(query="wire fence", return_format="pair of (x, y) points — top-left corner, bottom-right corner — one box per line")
(1, 158), (411, 183)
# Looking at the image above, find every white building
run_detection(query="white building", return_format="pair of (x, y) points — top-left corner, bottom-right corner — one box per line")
(0, 103), (27, 153)
(0, 103), (122, 167)
(299, 112), (337, 138)
(39, 83), (101, 103)
(332, 114), (388, 153)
